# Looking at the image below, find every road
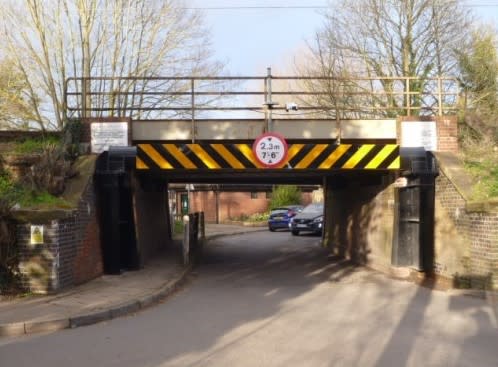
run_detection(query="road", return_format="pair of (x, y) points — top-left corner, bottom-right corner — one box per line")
(1, 231), (497, 367)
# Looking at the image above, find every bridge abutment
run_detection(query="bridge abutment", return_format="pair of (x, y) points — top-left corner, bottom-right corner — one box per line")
(323, 174), (397, 272)
(433, 153), (498, 290)
(132, 177), (172, 266)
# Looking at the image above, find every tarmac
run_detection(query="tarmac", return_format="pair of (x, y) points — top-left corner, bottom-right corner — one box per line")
(0, 224), (266, 338)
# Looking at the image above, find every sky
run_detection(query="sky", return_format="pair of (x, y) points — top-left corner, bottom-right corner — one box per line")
(187, 0), (329, 75)
(187, 0), (498, 76)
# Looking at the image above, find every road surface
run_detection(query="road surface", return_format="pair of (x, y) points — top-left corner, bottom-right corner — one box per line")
(1, 231), (497, 366)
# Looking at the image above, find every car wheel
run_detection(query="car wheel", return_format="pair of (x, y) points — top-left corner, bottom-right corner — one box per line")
(291, 230), (299, 236)
(269, 226), (275, 232)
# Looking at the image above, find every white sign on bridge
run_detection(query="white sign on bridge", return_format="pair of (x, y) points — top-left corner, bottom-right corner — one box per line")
(91, 122), (129, 153)
(401, 121), (438, 151)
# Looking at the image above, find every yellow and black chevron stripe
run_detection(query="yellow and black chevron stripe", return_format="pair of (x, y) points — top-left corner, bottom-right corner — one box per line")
(136, 142), (400, 170)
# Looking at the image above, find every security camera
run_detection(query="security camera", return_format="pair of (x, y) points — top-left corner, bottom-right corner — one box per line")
(285, 102), (298, 112)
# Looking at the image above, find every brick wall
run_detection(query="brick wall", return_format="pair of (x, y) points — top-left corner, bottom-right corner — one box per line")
(220, 192), (269, 221)
(187, 191), (270, 222)
(71, 181), (103, 284)
(16, 176), (103, 294)
(435, 171), (498, 289)
(189, 191), (218, 222)
(187, 191), (313, 223)
(435, 116), (458, 153)
(17, 224), (59, 293)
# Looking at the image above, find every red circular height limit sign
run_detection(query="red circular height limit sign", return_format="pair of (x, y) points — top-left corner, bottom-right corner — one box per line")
(252, 132), (288, 168)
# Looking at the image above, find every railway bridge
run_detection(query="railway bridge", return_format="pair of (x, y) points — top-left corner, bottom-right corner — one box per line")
(54, 72), (496, 291)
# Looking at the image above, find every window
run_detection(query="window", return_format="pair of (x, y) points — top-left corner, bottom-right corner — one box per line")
(250, 192), (258, 199)
(265, 191), (272, 199)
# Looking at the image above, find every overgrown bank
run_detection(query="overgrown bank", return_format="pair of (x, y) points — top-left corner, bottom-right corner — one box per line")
(0, 133), (80, 295)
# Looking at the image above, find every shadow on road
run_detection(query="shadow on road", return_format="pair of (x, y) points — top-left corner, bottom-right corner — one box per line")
(1, 232), (496, 367)
(372, 277), (434, 367)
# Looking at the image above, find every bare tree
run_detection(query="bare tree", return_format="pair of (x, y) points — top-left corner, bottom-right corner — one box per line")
(1, 0), (222, 130)
(295, 34), (361, 119)
(0, 58), (37, 130)
(299, 0), (473, 117)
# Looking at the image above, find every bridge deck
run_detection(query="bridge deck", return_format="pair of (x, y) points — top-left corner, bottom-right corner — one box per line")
(136, 140), (400, 185)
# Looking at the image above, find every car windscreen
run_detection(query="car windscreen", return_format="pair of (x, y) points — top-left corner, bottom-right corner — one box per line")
(270, 209), (288, 215)
(302, 203), (323, 214)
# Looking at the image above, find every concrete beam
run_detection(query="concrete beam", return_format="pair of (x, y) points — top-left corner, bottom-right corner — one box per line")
(132, 119), (397, 141)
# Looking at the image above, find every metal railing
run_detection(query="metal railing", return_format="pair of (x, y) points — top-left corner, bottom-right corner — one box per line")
(65, 73), (459, 120)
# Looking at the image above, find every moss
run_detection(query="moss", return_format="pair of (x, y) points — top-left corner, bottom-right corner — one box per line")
(13, 209), (75, 223)
(18, 191), (72, 209)
(464, 158), (498, 201)
(13, 136), (61, 154)
(435, 151), (498, 208)
(466, 198), (498, 212)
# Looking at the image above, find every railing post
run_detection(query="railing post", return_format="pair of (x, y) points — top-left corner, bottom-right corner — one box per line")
(437, 77), (443, 116)
(265, 67), (274, 132)
(182, 215), (190, 266)
(63, 78), (68, 122)
(405, 77), (411, 116)
(191, 78), (196, 143)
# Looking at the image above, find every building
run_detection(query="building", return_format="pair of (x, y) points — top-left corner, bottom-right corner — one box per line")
(170, 184), (319, 223)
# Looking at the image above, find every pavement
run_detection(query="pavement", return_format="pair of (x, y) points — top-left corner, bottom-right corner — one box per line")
(0, 224), (266, 338)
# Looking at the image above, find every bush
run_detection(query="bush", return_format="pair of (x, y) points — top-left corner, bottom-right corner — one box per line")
(174, 220), (184, 235)
(0, 161), (20, 207)
(63, 119), (83, 160)
(0, 214), (19, 295)
(23, 143), (71, 196)
(0, 161), (20, 294)
(247, 211), (269, 221)
(269, 185), (301, 209)
(229, 211), (269, 222)
(0, 172), (15, 199)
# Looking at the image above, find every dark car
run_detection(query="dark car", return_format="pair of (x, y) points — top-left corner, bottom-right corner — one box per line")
(290, 202), (324, 235)
(268, 205), (303, 231)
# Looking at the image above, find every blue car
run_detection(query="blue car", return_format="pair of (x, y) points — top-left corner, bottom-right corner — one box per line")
(268, 205), (303, 232)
